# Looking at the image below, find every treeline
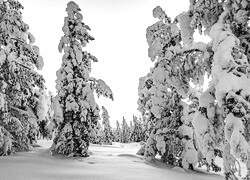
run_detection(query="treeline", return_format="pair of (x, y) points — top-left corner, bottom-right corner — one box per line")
(90, 109), (146, 145)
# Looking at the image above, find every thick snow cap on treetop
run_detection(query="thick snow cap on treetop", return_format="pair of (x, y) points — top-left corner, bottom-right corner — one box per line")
(66, 1), (81, 12)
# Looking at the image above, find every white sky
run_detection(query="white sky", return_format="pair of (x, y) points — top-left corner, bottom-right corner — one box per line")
(20, 0), (191, 127)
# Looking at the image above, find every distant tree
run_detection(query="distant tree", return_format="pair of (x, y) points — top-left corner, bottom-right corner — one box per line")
(90, 120), (103, 144)
(114, 120), (121, 142)
(101, 106), (112, 145)
(121, 117), (130, 143)
(129, 120), (133, 132)
(51, 1), (113, 157)
(130, 115), (144, 142)
(39, 91), (54, 139)
(140, 116), (147, 142)
(44, 95), (63, 141)
(0, 0), (45, 155)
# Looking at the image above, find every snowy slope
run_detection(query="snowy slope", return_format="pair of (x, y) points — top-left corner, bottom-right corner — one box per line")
(0, 140), (223, 180)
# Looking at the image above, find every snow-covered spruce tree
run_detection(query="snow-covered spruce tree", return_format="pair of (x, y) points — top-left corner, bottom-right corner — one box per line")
(178, 98), (198, 170)
(45, 95), (63, 140)
(189, 0), (250, 179)
(90, 119), (103, 144)
(52, 1), (113, 157)
(138, 6), (211, 167)
(129, 120), (133, 131)
(101, 106), (112, 145)
(140, 116), (147, 142)
(138, 73), (183, 165)
(179, 90), (222, 171)
(137, 113), (149, 144)
(192, 86), (223, 172)
(121, 117), (130, 143)
(128, 120), (133, 141)
(210, 11), (250, 180)
(38, 91), (54, 139)
(0, 0), (45, 155)
(45, 91), (56, 139)
(130, 115), (144, 142)
(114, 120), (121, 142)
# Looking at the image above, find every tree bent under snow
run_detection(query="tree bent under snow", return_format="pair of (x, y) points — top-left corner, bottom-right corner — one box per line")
(138, 5), (211, 167)
(139, 0), (250, 179)
(51, 1), (113, 157)
(189, 0), (250, 179)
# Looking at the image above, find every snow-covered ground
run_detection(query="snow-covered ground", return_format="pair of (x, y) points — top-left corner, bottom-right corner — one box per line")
(0, 140), (224, 180)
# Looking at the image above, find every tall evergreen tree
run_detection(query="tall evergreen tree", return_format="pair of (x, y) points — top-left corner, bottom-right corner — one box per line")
(90, 119), (103, 144)
(39, 91), (54, 139)
(0, 0), (45, 155)
(101, 106), (112, 145)
(52, 1), (113, 157)
(130, 115), (144, 142)
(114, 120), (121, 142)
(121, 117), (130, 143)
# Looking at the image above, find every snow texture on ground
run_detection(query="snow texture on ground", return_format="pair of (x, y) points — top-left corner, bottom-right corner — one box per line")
(0, 140), (224, 180)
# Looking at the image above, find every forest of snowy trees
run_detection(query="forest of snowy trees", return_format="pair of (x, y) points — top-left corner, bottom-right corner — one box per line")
(0, 0), (249, 180)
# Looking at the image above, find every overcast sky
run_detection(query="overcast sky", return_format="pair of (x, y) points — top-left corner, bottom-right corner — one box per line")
(20, 0), (191, 126)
